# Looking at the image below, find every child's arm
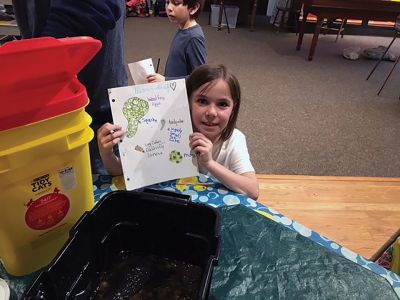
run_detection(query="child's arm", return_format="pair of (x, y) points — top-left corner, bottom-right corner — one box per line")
(190, 133), (259, 200)
(97, 123), (124, 176)
(203, 160), (259, 200)
(40, 0), (122, 41)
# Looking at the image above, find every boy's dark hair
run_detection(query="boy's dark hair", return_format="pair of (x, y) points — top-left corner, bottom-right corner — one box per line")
(183, 0), (202, 19)
(187, 64), (241, 141)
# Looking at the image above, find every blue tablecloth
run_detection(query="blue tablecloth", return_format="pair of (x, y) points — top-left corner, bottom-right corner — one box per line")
(94, 174), (400, 298)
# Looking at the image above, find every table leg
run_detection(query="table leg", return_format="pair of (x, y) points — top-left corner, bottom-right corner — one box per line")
(218, 0), (224, 31)
(296, 10), (308, 51)
(250, 0), (258, 32)
(308, 16), (324, 61)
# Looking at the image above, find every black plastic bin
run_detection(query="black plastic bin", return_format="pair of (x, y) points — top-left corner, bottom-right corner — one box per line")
(23, 189), (221, 300)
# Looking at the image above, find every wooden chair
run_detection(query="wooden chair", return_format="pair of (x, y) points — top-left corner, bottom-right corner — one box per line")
(321, 18), (347, 42)
(208, 0), (233, 33)
(209, 0), (259, 32)
(272, 0), (301, 33)
(366, 17), (400, 98)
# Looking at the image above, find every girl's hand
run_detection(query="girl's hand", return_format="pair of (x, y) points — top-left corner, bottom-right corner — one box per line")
(190, 132), (213, 166)
(97, 123), (124, 157)
(96, 123), (124, 176)
(147, 73), (165, 83)
(190, 132), (259, 199)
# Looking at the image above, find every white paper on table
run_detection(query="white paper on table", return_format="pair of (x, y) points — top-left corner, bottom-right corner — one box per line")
(108, 79), (199, 190)
(128, 58), (155, 85)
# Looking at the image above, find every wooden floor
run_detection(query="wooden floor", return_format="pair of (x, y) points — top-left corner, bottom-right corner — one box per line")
(256, 174), (400, 260)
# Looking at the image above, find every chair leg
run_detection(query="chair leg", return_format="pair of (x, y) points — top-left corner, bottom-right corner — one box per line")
(377, 53), (400, 96)
(223, 6), (230, 34)
(272, 8), (280, 29)
(335, 19), (346, 42)
(341, 19), (347, 38)
(294, 11), (300, 35)
(278, 10), (287, 32)
(366, 33), (398, 80)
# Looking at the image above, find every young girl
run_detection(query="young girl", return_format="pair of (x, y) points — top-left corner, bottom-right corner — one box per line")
(187, 64), (259, 199)
(97, 64), (259, 199)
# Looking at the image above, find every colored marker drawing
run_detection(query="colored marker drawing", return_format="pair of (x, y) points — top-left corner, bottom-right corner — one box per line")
(109, 79), (198, 190)
(123, 97), (149, 138)
(170, 150), (183, 163)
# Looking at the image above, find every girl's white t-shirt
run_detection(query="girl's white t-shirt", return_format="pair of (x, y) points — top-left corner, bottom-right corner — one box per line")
(198, 128), (255, 176)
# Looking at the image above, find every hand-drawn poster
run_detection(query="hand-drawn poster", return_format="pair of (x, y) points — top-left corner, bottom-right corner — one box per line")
(109, 79), (199, 190)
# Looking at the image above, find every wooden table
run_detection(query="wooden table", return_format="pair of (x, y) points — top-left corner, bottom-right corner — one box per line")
(256, 174), (400, 260)
(216, 0), (259, 31)
(296, 0), (400, 60)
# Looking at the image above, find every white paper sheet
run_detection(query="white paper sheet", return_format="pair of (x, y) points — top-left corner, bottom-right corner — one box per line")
(109, 79), (199, 190)
(128, 58), (155, 85)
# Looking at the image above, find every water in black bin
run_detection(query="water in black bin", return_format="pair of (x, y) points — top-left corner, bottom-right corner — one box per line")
(93, 251), (203, 300)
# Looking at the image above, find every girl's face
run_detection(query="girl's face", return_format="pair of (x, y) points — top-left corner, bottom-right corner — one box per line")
(166, 0), (197, 29)
(190, 79), (234, 143)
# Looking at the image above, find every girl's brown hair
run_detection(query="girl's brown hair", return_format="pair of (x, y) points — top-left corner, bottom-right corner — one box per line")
(186, 64), (241, 141)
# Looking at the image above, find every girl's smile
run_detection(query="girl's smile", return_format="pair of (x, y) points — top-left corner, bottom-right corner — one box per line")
(190, 79), (234, 143)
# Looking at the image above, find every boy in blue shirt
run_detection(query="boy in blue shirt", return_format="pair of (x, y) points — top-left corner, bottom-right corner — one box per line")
(147, 0), (207, 82)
